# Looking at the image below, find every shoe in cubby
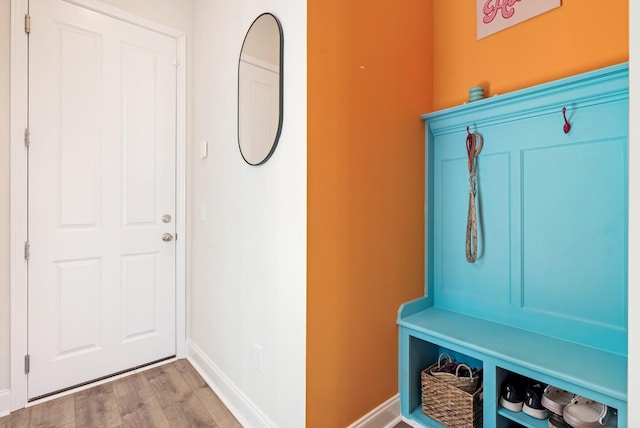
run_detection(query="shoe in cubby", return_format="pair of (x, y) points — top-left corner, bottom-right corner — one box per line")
(499, 375), (526, 412)
(562, 397), (617, 428)
(523, 382), (550, 420)
(542, 385), (575, 416)
(549, 412), (572, 428)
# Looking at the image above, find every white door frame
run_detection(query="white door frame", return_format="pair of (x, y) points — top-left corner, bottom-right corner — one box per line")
(10, 0), (187, 410)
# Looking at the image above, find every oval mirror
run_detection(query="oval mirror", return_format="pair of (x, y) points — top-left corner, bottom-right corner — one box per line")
(238, 13), (283, 166)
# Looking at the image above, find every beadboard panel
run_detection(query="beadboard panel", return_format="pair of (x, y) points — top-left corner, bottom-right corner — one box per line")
(425, 63), (629, 355)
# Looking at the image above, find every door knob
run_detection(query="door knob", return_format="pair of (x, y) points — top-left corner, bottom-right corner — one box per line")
(162, 233), (174, 242)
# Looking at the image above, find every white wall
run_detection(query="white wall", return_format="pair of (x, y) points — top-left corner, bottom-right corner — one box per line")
(0, 0), (11, 401)
(188, 1), (306, 427)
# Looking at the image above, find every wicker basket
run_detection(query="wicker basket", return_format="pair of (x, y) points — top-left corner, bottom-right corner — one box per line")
(429, 353), (480, 394)
(421, 362), (483, 428)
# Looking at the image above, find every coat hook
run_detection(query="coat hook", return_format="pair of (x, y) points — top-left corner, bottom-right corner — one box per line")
(562, 107), (571, 134)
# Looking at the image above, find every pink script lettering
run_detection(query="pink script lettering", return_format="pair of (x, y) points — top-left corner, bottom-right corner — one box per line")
(483, 0), (523, 24)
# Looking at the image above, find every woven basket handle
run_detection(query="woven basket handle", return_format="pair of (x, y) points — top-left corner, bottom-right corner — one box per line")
(454, 363), (474, 379)
(436, 353), (452, 368)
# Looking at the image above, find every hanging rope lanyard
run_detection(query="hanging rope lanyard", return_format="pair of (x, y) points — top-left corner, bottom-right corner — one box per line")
(465, 129), (483, 263)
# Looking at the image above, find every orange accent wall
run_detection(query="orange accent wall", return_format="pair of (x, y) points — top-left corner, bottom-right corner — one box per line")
(308, 1), (628, 426)
(307, 1), (432, 426)
(433, 0), (629, 110)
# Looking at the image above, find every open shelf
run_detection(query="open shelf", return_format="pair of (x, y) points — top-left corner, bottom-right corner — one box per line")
(399, 304), (626, 404)
(407, 408), (446, 428)
(497, 408), (547, 428)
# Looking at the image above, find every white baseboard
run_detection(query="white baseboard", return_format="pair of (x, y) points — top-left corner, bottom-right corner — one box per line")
(188, 342), (402, 428)
(347, 394), (402, 428)
(402, 417), (428, 428)
(187, 340), (277, 428)
(401, 417), (426, 428)
(0, 389), (11, 417)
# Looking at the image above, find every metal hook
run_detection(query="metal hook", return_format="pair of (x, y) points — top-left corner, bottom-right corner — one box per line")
(562, 107), (571, 134)
(466, 128), (483, 174)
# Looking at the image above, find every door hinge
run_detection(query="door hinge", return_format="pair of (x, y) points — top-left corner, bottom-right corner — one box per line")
(24, 354), (30, 374)
(24, 128), (30, 148)
(24, 241), (30, 261)
(24, 14), (30, 34)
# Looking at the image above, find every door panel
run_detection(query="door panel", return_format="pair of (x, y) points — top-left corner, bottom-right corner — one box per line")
(58, 26), (102, 228)
(57, 258), (101, 356)
(28, 0), (177, 399)
(122, 253), (159, 340)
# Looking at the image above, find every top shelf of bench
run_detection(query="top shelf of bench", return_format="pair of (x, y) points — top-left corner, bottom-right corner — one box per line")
(398, 297), (627, 403)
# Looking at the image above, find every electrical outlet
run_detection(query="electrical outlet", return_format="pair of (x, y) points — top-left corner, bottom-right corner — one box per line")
(253, 344), (263, 373)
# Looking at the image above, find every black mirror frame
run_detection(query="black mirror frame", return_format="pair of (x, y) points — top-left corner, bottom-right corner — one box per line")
(237, 12), (284, 166)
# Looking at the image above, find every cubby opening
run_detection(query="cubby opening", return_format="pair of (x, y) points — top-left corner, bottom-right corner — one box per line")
(406, 334), (484, 427)
(496, 367), (619, 428)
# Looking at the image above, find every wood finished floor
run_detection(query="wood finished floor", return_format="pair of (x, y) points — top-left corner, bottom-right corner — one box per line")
(0, 360), (413, 428)
(0, 359), (242, 428)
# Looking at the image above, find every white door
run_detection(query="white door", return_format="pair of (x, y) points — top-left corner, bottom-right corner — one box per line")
(27, 0), (177, 400)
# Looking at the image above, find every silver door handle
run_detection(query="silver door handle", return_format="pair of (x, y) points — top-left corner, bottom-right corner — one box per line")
(162, 233), (174, 242)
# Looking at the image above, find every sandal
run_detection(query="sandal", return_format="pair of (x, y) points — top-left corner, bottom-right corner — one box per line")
(549, 413), (573, 428)
(562, 396), (617, 428)
(542, 385), (575, 416)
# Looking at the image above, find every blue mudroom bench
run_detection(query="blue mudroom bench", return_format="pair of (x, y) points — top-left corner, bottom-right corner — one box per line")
(398, 63), (628, 428)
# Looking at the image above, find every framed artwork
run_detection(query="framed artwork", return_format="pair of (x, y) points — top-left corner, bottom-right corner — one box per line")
(477, 0), (561, 39)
